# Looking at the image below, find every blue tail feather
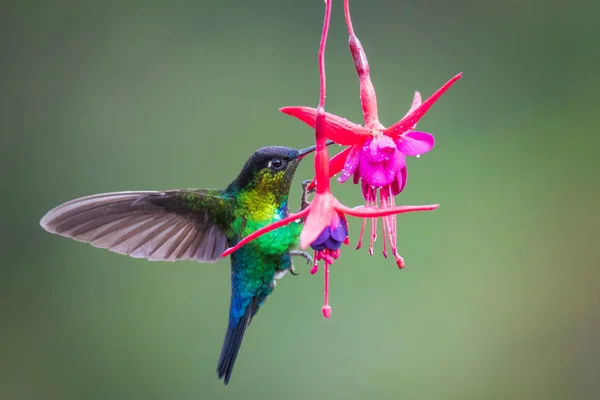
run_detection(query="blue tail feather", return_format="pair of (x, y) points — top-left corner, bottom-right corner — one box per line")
(217, 296), (259, 385)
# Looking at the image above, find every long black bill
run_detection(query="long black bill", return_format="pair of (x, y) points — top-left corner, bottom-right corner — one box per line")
(296, 140), (335, 160)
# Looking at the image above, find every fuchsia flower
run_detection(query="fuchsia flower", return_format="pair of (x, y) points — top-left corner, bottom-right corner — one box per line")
(222, 0), (439, 318)
(281, 0), (461, 267)
(310, 212), (348, 253)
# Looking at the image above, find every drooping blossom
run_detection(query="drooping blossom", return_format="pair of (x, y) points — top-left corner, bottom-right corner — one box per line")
(222, 0), (439, 318)
(310, 212), (348, 253)
(281, 0), (461, 267)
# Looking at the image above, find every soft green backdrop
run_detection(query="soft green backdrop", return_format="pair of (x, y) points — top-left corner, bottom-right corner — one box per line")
(2, 1), (599, 399)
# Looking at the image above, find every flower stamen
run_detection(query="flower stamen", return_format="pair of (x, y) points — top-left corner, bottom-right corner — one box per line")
(322, 260), (331, 318)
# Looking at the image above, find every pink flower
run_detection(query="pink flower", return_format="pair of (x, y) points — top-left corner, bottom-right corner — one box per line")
(280, 0), (461, 267)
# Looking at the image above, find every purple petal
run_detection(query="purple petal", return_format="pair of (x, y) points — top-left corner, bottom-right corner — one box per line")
(358, 144), (404, 187)
(390, 166), (408, 196)
(359, 160), (391, 187)
(311, 241), (327, 251)
(396, 152), (407, 169)
(396, 131), (435, 156)
(325, 237), (343, 250)
(353, 165), (360, 185)
(364, 136), (396, 163)
(311, 227), (330, 246)
(329, 218), (348, 242)
(361, 179), (369, 200)
(310, 213), (348, 251)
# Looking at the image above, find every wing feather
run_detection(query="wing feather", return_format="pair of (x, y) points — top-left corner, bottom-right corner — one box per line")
(41, 191), (230, 263)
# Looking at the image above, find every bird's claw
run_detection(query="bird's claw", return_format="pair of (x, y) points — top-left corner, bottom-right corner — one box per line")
(290, 250), (313, 274)
(299, 180), (314, 211)
(291, 250), (313, 265)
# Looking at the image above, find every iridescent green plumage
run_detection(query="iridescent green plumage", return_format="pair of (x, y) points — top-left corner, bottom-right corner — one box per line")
(40, 144), (323, 385)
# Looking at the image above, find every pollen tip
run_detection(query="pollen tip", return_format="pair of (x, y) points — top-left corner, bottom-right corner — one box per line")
(310, 262), (319, 275)
(396, 257), (405, 269)
(322, 305), (332, 318)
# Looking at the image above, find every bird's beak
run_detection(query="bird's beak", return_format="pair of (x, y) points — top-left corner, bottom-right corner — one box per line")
(296, 140), (335, 160)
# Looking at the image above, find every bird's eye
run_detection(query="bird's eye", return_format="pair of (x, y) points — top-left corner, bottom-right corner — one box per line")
(268, 158), (285, 171)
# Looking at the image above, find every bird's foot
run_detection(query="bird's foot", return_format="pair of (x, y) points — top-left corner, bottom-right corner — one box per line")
(298, 180), (315, 212)
(290, 250), (313, 275)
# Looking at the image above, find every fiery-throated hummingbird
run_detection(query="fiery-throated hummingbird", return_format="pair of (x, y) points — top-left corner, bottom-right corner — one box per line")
(40, 144), (329, 385)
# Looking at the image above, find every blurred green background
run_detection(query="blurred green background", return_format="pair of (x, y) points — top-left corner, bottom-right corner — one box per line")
(2, 0), (599, 399)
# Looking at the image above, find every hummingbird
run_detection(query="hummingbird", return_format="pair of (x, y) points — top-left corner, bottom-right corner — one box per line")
(40, 144), (329, 385)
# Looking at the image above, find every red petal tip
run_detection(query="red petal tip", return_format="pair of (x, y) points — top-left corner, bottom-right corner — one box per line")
(279, 106), (298, 113)
(279, 106), (314, 115)
(385, 73), (462, 138)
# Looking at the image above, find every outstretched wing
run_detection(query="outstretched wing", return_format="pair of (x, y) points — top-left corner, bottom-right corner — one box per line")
(40, 190), (232, 262)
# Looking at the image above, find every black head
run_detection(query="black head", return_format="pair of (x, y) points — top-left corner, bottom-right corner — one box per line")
(228, 146), (314, 193)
